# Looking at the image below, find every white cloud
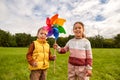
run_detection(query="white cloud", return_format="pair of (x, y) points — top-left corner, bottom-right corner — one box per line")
(0, 0), (120, 38)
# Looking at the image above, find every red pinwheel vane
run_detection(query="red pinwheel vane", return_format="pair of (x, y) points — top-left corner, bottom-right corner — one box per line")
(43, 14), (66, 40)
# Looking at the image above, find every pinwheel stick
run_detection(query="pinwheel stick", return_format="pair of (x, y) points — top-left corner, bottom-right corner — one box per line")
(54, 40), (56, 74)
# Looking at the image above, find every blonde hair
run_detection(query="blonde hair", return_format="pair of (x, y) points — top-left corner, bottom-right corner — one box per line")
(73, 21), (86, 38)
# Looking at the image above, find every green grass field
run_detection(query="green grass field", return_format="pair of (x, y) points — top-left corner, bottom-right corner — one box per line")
(0, 47), (120, 80)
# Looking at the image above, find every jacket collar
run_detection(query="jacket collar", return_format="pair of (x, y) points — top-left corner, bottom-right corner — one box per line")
(36, 39), (47, 44)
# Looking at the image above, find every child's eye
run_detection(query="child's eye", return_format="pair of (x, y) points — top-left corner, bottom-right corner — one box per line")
(40, 33), (47, 35)
(75, 27), (81, 30)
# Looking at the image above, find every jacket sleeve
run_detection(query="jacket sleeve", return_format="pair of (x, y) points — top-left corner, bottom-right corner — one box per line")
(48, 50), (54, 61)
(56, 45), (69, 54)
(57, 41), (69, 54)
(85, 41), (93, 70)
(26, 42), (35, 65)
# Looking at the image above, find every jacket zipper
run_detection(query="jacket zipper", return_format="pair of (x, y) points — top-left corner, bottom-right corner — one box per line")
(42, 43), (45, 65)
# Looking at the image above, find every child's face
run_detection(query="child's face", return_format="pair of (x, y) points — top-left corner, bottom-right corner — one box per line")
(37, 29), (48, 40)
(73, 23), (84, 38)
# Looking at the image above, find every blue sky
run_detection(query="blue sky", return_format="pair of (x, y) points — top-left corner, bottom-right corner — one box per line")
(0, 0), (120, 38)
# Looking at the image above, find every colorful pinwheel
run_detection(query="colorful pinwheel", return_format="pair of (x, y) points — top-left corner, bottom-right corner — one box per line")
(43, 14), (66, 74)
(43, 14), (66, 40)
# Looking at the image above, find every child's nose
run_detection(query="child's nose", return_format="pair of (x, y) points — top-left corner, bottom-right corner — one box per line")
(43, 34), (47, 37)
(77, 28), (81, 30)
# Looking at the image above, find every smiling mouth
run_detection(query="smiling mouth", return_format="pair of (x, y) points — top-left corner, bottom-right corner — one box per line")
(41, 37), (46, 39)
(76, 31), (81, 33)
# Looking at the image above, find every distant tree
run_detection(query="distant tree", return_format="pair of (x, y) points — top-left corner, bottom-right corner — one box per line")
(88, 35), (104, 48)
(88, 37), (95, 48)
(68, 35), (74, 40)
(8, 35), (17, 47)
(30, 36), (37, 42)
(103, 39), (114, 48)
(0, 29), (16, 47)
(114, 34), (120, 48)
(1, 28), (120, 48)
(47, 37), (55, 47)
(0, 29), (9, 46)
(57, 37), (68, 47)
(15, 33), (32, 47)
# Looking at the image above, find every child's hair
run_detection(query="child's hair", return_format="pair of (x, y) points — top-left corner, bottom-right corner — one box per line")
(37, 27), (47, 37)
(73, 21), (86, 38)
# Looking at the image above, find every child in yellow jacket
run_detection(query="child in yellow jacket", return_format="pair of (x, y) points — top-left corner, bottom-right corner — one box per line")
(26, 27), (56, 80)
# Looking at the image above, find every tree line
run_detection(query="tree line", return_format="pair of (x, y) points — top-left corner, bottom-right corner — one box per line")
(0, 29), (120, 48)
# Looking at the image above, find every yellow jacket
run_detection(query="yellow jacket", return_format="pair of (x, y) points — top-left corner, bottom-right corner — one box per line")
(29, 39), (50, 70)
